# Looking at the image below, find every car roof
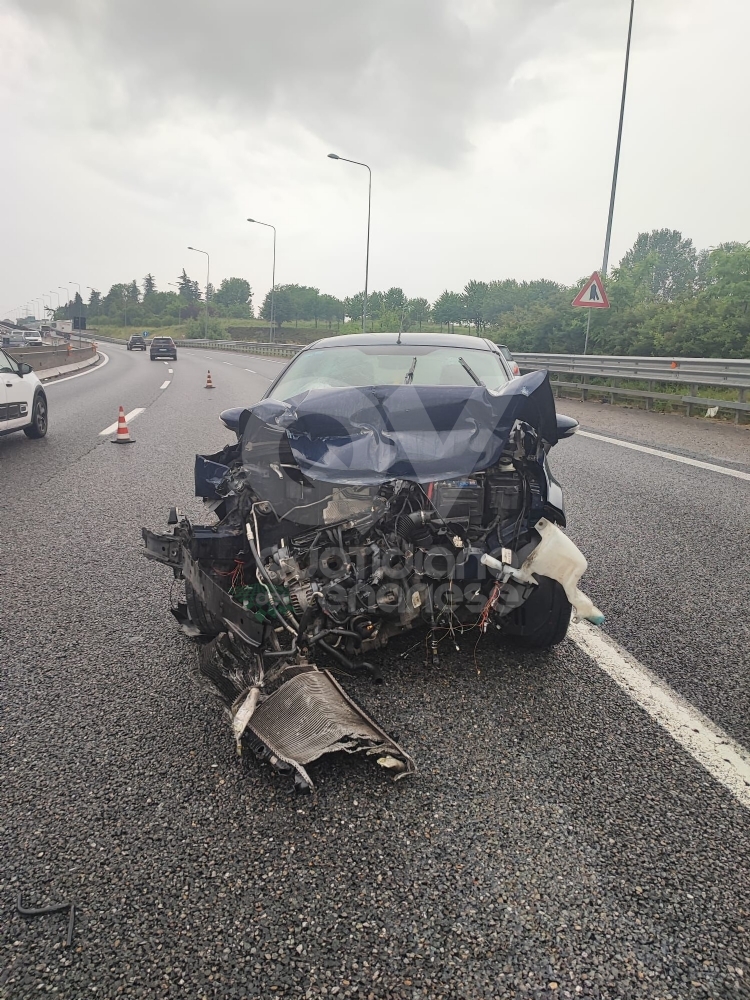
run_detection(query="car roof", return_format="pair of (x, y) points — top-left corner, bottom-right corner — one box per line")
(302, 332), (497, 351)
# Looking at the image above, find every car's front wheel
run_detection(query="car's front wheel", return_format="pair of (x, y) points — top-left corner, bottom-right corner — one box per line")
(23, 394), (48, 439)
(498, 576), (571, 649)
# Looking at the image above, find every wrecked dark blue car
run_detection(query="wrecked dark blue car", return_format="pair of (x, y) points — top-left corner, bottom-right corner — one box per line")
(143, 334), (600, 791)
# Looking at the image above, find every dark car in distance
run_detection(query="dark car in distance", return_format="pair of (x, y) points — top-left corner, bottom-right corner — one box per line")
(150, 336), (177, 361)
(127, 334), (147, 351)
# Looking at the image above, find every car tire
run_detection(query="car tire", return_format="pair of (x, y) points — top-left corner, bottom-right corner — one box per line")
(185, 581), (222, 637)
(23, 393), (48, 439)
(498, 576), (571, 649)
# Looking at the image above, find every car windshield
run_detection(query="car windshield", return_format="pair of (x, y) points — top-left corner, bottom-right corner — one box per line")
(271, 345), (510, 401)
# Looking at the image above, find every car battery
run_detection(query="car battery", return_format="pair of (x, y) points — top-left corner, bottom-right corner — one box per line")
(484, 470), (523, 523)
(433, 478), (484, 532)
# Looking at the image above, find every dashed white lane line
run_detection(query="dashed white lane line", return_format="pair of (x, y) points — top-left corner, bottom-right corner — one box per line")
(570, 621), (750, 809)
(577, 430), (750, 483)
(223, 362), (234, 366)
(99, 406), (145, 436)
(44, 351), (110, 386)
(168, 368), (173, 374)
(160, 380), (171, 389)
(244, 368), (256, 373)
(245, 368), (271, 378)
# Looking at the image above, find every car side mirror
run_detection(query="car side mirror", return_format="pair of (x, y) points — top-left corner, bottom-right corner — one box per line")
(556, 413), (578, 439)
(18, 362), (33, 377)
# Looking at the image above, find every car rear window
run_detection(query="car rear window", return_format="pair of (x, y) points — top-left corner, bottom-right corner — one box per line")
(271, 345), (510, 400)
(152, 338), (174, 345)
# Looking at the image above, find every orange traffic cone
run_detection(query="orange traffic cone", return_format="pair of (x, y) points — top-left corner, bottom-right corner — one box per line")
(205, 370), (215, 389)
(111, 405), (135, 444)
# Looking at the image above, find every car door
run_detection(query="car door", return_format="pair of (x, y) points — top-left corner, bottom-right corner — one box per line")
(0, 350), (34, 431)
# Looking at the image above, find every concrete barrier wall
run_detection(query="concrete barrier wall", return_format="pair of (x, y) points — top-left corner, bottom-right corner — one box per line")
(9, 345), (97, 372)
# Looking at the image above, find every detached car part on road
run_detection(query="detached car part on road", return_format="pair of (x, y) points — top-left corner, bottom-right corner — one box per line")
(0, 349), (48, 438)
(143, 334), (602, 790)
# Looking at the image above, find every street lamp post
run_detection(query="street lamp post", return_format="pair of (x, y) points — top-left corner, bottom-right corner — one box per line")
(59, 286), (70, 333)
(70, 280), (82, 344)
(601, 0), (636, 278)
(187, 246), (210, 339)
(168, 283), (183, 326)
(328, 153), (372, 332)
(247, 219), (277, 342)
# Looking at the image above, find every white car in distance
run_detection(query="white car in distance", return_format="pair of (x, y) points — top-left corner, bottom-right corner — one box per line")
(0, 349), (48, 438)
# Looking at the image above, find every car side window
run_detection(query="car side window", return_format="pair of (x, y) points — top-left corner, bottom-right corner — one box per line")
(0, 349), (18, 374)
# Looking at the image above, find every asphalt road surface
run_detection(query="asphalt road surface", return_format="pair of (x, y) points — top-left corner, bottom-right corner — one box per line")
(2, 343), (748, 1000)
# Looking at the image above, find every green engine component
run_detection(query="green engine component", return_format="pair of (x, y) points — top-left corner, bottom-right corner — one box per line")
(230, 581), (292, 624)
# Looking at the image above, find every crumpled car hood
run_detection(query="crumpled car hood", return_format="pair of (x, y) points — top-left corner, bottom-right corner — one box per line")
(241, 369), (557, 487)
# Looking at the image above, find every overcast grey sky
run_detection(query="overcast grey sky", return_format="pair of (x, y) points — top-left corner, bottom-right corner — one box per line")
(2, 0), (749, 318)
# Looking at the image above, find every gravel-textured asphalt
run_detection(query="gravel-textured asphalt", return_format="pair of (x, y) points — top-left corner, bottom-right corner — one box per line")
(2, 344), (748, 999)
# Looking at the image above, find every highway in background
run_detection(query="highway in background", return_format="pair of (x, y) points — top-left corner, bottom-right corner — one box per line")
(2, 341), (748, 999)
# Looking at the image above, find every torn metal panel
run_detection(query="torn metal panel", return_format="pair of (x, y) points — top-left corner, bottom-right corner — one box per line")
(246, 670), (415, 790)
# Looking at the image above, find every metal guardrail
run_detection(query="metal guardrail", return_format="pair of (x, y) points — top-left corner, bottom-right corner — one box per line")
(514, 353), (750, 389)
(515, 352), (749, 421)
(173, 339), (301, 358)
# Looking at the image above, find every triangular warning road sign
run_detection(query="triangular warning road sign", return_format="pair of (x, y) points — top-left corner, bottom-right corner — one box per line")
(572, 272), (610, 309)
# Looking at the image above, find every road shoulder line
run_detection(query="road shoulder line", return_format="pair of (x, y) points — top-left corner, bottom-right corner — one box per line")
(570, 621), (750, 808)
(577, 429), (750, 482)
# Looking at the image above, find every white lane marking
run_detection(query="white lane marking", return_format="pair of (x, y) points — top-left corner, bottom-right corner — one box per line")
(244, 368), (256, 373)
(577, 430), (750, 483)
(163, 361), (169, 365)
(43, 351), (110, 386)
(160, 380), (171, 389)
(99, 407), (145, 436)
(223, 362), (234, 366)
(168, 368), (173, 374)
(570, 621), (750, 809)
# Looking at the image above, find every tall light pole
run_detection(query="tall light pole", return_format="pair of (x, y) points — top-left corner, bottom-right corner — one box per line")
(70, 280), (82, 344)
(247, 218), (276, 342)
(59, 286), (70, 328)
(168, 282), (183, 326)
(328, 153), (371, 332)
(601, 0), (635, 278)
(188, 246), (210, 339)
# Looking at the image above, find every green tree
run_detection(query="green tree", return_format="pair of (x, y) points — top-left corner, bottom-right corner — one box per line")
(408, 297), (430, 330)
(143, 273), (156, 296)
(319, 293), (344, 329)
(88, 289), (102, 314)
(616, 229), (697, 301)
(214, 277), (253, 313)
(177, 268), (202, 302)
(432, 290), (465, 332)
(464, 280), (488, 334)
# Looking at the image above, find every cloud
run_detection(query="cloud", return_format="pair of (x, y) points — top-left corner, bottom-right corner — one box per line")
(3, 0), (633, 166)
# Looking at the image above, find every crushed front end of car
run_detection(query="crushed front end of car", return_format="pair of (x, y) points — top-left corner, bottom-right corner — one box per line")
(143, 370), (602, 790)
